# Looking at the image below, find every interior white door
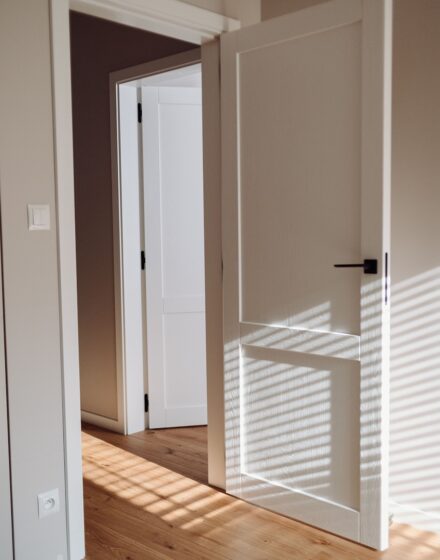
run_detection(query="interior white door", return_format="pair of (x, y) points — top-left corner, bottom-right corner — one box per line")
(142, 85), (207, 429)
(221, 0), (392, 550)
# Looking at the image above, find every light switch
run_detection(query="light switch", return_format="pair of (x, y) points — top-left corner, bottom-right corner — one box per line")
(28, 204), (50, 231)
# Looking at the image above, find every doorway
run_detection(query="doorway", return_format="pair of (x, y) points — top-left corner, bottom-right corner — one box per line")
(111, 57), (207, 434)
(54, 4), (231, 558)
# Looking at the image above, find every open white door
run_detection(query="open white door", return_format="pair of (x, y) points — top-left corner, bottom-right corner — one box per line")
(143, 85), (208, 429)
(222, 0), (392, 550)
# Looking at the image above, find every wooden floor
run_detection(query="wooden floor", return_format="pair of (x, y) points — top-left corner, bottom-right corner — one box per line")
(83, 424), (440, 560)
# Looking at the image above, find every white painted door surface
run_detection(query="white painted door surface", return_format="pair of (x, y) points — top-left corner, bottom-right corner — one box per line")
(142, 86), (207, 429)
(221, 0), (392, 550)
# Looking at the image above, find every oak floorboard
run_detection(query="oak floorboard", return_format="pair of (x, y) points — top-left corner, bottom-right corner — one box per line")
(82, 425), (440, 560)
(83, 423), (208, 484)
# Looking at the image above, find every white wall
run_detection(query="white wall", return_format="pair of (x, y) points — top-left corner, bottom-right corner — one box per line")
(0, 0), (70, 558)
(390, 0), (440, 533)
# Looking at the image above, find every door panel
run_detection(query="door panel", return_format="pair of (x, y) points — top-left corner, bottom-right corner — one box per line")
(143, 85), (207, 429)
(239, 23), (361, 334)
(221, 0), (392, 549)
(241, 345), (360, 510)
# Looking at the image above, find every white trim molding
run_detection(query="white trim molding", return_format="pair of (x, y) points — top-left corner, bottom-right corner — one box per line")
(69, 0), (240, 44)
(81, 411), (124, 433)
(390, 500), (440, 535)
(50, 1), (85, 559)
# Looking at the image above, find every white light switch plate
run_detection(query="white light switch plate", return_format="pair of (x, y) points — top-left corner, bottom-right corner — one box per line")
(28, 204), (50, 231)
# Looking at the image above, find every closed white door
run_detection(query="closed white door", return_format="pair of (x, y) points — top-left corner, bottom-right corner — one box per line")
(221, 0), (392, 550)
(142, 86), (207, 429)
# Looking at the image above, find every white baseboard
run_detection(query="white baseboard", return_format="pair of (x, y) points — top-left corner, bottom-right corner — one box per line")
(81, 410), (125, 434)
(390, 500), (440, 534)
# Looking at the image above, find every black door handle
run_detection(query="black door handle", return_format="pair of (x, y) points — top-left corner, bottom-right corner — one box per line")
(334, 259), (378, 274)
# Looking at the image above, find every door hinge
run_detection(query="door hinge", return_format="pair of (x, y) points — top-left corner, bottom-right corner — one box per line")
(144, 394), (149, 413)
(137, 102), (142, 124)
(141, 250), (146, 270)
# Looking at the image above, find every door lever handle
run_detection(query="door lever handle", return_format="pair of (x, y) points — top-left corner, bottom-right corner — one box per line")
(334, 259), (378, 275)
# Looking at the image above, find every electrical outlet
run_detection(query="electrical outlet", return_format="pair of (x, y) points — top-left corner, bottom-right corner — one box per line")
(37, 489), (60, 519)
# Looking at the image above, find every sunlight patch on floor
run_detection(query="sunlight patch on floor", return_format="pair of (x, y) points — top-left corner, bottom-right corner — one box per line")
(82, 431), (240, 529)
(82, 430), (440, 560)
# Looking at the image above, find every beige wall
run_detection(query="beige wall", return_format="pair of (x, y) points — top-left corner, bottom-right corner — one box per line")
(261, 0), (329, 20)
(390, 0), (440, 532)
(0, 1), (69, 557)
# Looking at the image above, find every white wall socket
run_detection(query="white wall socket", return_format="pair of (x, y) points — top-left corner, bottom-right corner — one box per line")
(37, 488), (60, 519)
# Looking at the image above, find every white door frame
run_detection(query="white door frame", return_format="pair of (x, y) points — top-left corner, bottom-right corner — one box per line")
(70, 0), (239, 44)
(50, 1), (236, 558)
(108, 49), (203, 436)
